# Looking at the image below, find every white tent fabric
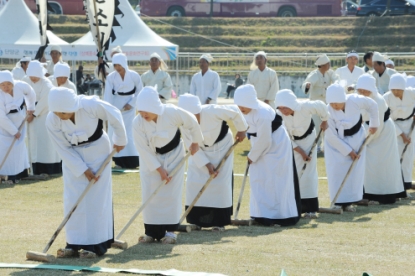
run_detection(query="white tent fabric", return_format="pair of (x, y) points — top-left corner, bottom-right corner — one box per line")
(0, 0), (68, 59)
(69, 0), (178, 61)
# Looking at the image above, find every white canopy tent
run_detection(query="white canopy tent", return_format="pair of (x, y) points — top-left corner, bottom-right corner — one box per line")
(69, 0), (179, 61)
(0, 0), (68, 59)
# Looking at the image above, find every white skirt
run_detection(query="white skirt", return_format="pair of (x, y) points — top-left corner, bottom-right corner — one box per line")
(395, 119), (415, 183)
(108, 108), (139, 158)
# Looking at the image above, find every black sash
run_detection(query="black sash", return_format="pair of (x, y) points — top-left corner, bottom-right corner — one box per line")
(73, 119), (104, 146)
(337, 115), (362, 137)
(8, 100), (25, 114)
(156, 129), (181, 154)
(205, 121), (229, 147)
(247, 114), (283, 138)
(112, 86), (136, 96)
(396, 108), (415, 121)
(293, 119), (315, 141)
(365, 108), (390, 125)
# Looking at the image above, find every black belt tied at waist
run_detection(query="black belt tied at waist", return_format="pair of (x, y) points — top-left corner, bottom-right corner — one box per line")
(156, 129), (181, 154)
(365, 108), (390, 125)
(8, 100), (25, 114)
(72, 119), (104, 146)
(396, 107), (415, 121)
(205, 121), (229, 147)
(247, 113), (283, 138)
(337, 115), (362, 137)
(112, 86), (136, 96)
(293, 119), (315, 140)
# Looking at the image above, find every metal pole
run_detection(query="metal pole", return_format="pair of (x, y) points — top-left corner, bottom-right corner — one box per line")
(176, 57), (179, 96)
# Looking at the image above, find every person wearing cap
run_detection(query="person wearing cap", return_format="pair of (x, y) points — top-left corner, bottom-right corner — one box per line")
(22, 61), (62, 175)
(51, 63), (77, 93)
(335, 50), (364, 94)
(132, 87), (203, 244)
(363, 51), (374, 73)
(94, 46), (123, 80)
(178, 93), (248, 231)
(385, 59), (395, 69)
(0, 71), (36, 184)
(45, 45), (67, 77)
(45, 87), (127, 259)
(383, 74), (415, 194)
(275, 90), (329, 218)
(356, 74), (405, 204)
(189, 54), (221, 104)
(233, 84), (301, 226)
(371, 52), (397, 95)
(324, 83), (379, 212)
(104, 53), (142, 169)
(247, 51), (279, 109)
(11, 56), (31, 81)
(141, 52), (173, 103)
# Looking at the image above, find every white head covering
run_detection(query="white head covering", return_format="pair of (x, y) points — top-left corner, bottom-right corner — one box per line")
(346, 51), (359, 59)
(0, 70), (15, 85)
(150, 52), (168, 71)
(234, 84), (259, 109)
(389, 74), (407, 91)
(372, 51), (387, 63)
(136, 86), (164, 115)
(326, 83), (346, 103)
(26, 60), (47, 78)
(15, 56), (32, 68)
(275, 89), (300, 111)
(199, 54), (213, 63)
(54, 63), (71, 78)
(50, 45), (62, 53)
(356, 74), (378, 98)
(406, 76), (415, 88)
(49, 87), (81, 112)
(385, 59), (395, 67)
(111, 46), (123, 54)
(315, 54), (330, 66)
(250, 51), (267, 70)
(112, 53), (129, 70)
(178, 93), (202, 114)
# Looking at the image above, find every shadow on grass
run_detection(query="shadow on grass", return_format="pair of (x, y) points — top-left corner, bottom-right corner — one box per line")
(0, 174), (63, 190)
(239, 150), (249, 157)
(106, 242), (178, 264)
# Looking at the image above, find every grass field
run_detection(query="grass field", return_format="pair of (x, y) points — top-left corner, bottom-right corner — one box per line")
(1, 124), (415, 275)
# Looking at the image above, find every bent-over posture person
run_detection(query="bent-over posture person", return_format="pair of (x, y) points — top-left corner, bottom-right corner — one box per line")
(234, 84), (301, 226)
(0, 71), (36, 183)
(132, 87), (203, 244)
(324, 83), (379, 212)
(46, 87), (127, 258)
(356, 74), (405, 204)
(178, 93), (248, 231)
(275, 89), (329, 218)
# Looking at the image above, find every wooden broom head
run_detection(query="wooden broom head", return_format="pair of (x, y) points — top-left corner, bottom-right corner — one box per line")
(26, 251), (55, 262)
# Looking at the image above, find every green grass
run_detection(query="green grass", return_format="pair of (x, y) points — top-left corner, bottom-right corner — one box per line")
(1, 123), (415, 275)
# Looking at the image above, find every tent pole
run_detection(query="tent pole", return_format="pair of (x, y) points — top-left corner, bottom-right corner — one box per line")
(175, 56), (179, 96)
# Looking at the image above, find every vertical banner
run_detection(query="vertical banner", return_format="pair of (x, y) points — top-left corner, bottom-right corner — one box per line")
(34, 0), (54, 60)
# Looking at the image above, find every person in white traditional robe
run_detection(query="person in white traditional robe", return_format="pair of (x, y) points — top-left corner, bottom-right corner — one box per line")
(247, 51), (279, 109)
(178, 94), (248, 231)
(141, 52), (173, 103)
(23, 61), (62, 175)
(335, 50), (364, 94)
(355, 74), (405, 204)
(363, 51), (374, 73)
(275, 89), (329, 218)
(132, 87), (203, 244)
(94, 46), (123, 81)
(189, 54), (221, 104)
(104, 53), (142, 168)
(385, 59), (395, 69)
(371, 52), (397, 95)
(0, 71), (36, 183)
(302, 54), (339, 151)
(46, 87), (127, 258)
(45, 45), (67, 77)
(11, 56), (31, 81)
(383, 74), (415, 194)
(324, 83), (379, 212)
(234, 84), (301, 226)
(50, 63), (77, 94)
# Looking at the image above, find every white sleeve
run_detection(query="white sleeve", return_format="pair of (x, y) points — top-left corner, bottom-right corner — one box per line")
(127, 73), (142, 108)
(265, 71), (278, 101)
(0, 102), (18, 135)
(247, 117), (272, 162)
(181, 126), (210, 169)
(303, 100), (329, 121)
(208, 73), (221, 101)
(159, 72), (173, 100)
(356, 96), (379, 128)
(301, 71), (316, 94)
(174, 107), (204, 144)
(325, 117), (353, 156)
(383, 93), (402, 136)
(33, 80), (53, 117)
(215, 105), (248, 132)
(21, 82), (36, 111)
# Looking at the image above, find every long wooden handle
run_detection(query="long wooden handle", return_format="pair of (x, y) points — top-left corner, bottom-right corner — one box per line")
(179, 140), (239, 224)
(400, 118), (415, 164)
(0, 117), (27, 171)
(330, 135), (371, 208)
(298, 128), (323, 180)
(42, 149), (117, 253)
(115, 151), (191, 240)
(234, 160), (249, 220)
